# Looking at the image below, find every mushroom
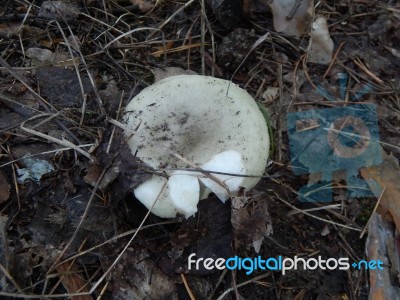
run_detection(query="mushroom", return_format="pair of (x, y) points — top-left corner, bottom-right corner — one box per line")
(123, 75), (270, 218)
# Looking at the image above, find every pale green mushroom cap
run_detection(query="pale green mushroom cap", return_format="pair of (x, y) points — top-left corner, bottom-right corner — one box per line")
(124, 75), (269, 218)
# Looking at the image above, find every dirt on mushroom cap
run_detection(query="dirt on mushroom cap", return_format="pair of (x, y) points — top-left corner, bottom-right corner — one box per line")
(123, 75), (270, 191)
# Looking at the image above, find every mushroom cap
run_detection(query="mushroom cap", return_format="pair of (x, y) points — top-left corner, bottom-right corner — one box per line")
(124, 75), (269, 218)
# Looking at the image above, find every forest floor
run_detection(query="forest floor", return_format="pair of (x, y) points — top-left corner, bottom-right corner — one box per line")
(0, 0), (400, 299)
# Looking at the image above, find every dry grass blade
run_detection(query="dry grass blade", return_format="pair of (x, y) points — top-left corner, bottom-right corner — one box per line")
(352, 57), (384, 85)
(180, 273), (196, 300)
(50, 21), (93, 122)
(20, 115), (95, 162)
(0, 263), (23, 294)
(106, 91), (124, 154)
(0, 57), (81, 144)
(151, 42), (205, 57)
(0, 213), (10, 271)
(0, 92), (42, 115)
(229, 32), (271, 84)
(102, 27), (162, 50)
(46, 154), (118, 276)
(0, 0), (398, 298)
(54, 220), (177, 266)
(216, 273), (270, 300)
(147, 0), (196, 39)
(0, 145), (94, 169)
(286, 204), (341, 216)
(271, 179), (361, 231)
(359, 187), (385, 238)
(88, 179), (168, 293)
(58, 21), (106, 116)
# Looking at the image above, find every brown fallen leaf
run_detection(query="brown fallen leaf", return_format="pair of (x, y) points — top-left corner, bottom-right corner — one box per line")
(0, 169), (10, 204)
(360, 150), (400, 230)
(83, 162), (120, 190)
(270, 0), (314, 37)
(56, 261), (93, 300)
(130, 0), (156, 13)
(361, 149), (400, 299)
(366, 213), (400, 300)
(307, 17), (334, 65)
(39, 1), (80, 22)
(151, 43), (204, 58)
(231, 191), (272, 253)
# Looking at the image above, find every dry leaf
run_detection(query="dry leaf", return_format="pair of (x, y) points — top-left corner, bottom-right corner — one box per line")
(262, 86), (279, 104)
(307, 17), (334, 64)
(39, 1), (80, 22)
(84, 162), (120, 190)
(366, 213), (400, 300)
(0, 170), (10, 204)
(270, 0), (314, 37)
(56, 262), (93, 300)
(231, 191), (272, 253)
(361, 149), (400, 298)
(130, 0), (156, 13)
(0, 23), (20, 38)
(36, 67), (93, 105)
(360, 150), (400, 230)
(25, 48), (76, 67)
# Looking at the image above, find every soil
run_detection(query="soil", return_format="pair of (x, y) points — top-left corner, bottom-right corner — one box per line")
(0, 0), (399, 299)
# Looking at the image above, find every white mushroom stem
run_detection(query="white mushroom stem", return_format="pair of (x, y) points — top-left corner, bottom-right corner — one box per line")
(124, 75), (270, 218)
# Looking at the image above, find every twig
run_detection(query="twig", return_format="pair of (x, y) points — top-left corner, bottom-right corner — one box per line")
(147, 0), (196, 39)
(276, 63), (283, 162)
(352, 57), (384, 85)
(0, 144), (95, 169)
(0, 217), (10, 271)
(200, 0), (206, 75)
(287, 0), (303, 20)
(88, 179), (168, 294)
(46, 154), (118, 275)
(106, 91), (124, 154)
(96, 281), (109, 300)
(216, 273), (270, 300)
(323, 41), (345, 79)
(0, 263), (24, 294)
(287, 204), (341, 216)
(54, 221), (177, 267)
(359, 187), (386, 238)
(102, 27), (163, 50)
(207, 269), (228, 300)
(0, 56), (81, 144)
(20, 115), (95, 162)
(7, 144), (21, 225)
(229, 32), (271, 85)
(271, 179), (361, 231)
(0, 92), (42, 115)
(180, 273), (196, 300)
(54, 21), (106, 116)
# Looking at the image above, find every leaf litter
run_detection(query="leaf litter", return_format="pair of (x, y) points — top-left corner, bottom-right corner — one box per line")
(0, 0), (399, 299)
(231, 191), (273, 253)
